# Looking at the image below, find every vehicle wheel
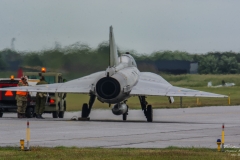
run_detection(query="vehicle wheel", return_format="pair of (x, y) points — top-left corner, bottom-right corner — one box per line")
(52, 111), (59, 118)
(146, 105), (153, 122)
(25, 107), (33, 118)
(81, 103), (89, 118)
(0, 112), (3, 118)
(58, 111), (64, 118)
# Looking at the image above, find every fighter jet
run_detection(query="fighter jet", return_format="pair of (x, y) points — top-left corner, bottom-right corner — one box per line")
(0, 26), (227, 122)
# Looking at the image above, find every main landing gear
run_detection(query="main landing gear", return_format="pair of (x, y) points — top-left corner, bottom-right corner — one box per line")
(80, 95), (152, 122)
(122, 105), (128, 121)
(81, 94), (96, 119)
(139, 96), (153, 122)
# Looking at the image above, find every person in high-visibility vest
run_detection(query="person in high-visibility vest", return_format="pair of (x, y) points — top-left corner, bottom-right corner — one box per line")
(16, 76), (29, 118)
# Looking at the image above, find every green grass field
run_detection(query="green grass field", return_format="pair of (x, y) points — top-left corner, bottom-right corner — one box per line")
(1, 72), (239, 110)
(66, 87), (238, 111)
(66, 73), (240, 111)
(0, 147), (238, 160)
(161, 74), (240, 87)
(66, 87), (237, 111)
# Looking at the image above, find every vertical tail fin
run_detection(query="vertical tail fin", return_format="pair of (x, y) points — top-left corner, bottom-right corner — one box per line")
(109, 26), (119, 67)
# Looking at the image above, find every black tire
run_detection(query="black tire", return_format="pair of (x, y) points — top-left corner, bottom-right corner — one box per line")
(0, 112), (3, 118)
(81, 103), (89, 118)
(25, 107), (33, 118)
(52, 111), (59, 118)
(123, 113), (127, 121)
(58, 101), (66, 118)
(123, 105), (128, 121)
(58, 111), (64, 118)
(146, 105), (153, 122)
(64, 101), (66, 111)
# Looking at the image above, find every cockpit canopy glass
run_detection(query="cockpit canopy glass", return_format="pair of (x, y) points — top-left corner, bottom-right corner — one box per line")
(119, 54), (137, 67)
(121, 56), (130, 63)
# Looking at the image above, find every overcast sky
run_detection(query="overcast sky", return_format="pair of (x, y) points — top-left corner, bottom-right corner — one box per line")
(1, 0), (240, 54)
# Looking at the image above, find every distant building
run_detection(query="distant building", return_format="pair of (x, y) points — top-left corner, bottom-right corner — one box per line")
(189, 62), (198, 74)
(155, 60), (198, 74)
(136, 60), (198, 74)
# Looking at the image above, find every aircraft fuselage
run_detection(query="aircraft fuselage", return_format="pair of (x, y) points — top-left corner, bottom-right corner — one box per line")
(93, 54), (140, 104)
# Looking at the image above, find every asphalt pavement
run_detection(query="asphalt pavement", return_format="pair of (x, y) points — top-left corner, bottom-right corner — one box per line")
(1, 106), (240, 148)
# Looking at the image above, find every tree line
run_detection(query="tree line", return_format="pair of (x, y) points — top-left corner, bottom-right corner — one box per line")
(0, 42), (240, 79)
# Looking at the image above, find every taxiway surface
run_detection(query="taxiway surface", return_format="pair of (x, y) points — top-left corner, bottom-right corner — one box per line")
(1, 106), (240, 148)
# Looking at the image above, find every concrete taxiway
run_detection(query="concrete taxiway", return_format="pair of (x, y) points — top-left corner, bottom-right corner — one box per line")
(1, 106), (240, 148)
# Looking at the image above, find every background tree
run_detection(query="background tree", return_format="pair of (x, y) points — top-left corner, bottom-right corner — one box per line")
(1, 42), (240, 78)
(0, 53), (7, 69)
(22, 53), (42, 67)
(198, 55), (219, 74)
(218, 56), (238, 74)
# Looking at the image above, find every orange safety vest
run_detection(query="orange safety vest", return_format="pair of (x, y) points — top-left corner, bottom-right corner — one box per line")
(16, 80), (28, 96)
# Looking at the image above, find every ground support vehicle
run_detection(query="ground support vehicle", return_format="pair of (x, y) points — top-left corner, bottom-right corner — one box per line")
(0, 70), (66, 118)
(24, 71), (66, 118)
(0, 78), (35, 118)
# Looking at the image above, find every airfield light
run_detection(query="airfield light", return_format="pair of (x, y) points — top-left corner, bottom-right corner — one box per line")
(26, 121), (30, 151)
(222, 123), (225, 152)
(41, 67), (46, 73)
(216, 139), (221, 151)
(20, 139), (25, 150)
(10, 75), (14, 80)
(228, 95), (231, 105)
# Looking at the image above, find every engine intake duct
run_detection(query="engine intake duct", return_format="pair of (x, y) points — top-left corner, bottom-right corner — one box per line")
(96, 77), (120, 99)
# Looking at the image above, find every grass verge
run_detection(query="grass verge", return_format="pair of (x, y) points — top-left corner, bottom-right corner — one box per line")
(65, 74), (240, 111)
(0, 146), (238, 160)
(66, 86), (240, 111)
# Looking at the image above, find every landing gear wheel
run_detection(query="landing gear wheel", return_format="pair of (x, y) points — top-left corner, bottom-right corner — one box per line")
(52, 111), (59, 118)
(122, 105), (128, 121)
(58, 111), (65, 118)
(81, 103), (89, 118)
(25, 107), (33, 118)
(0, 112), (3, 118)
(146, 105), (153, 122)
